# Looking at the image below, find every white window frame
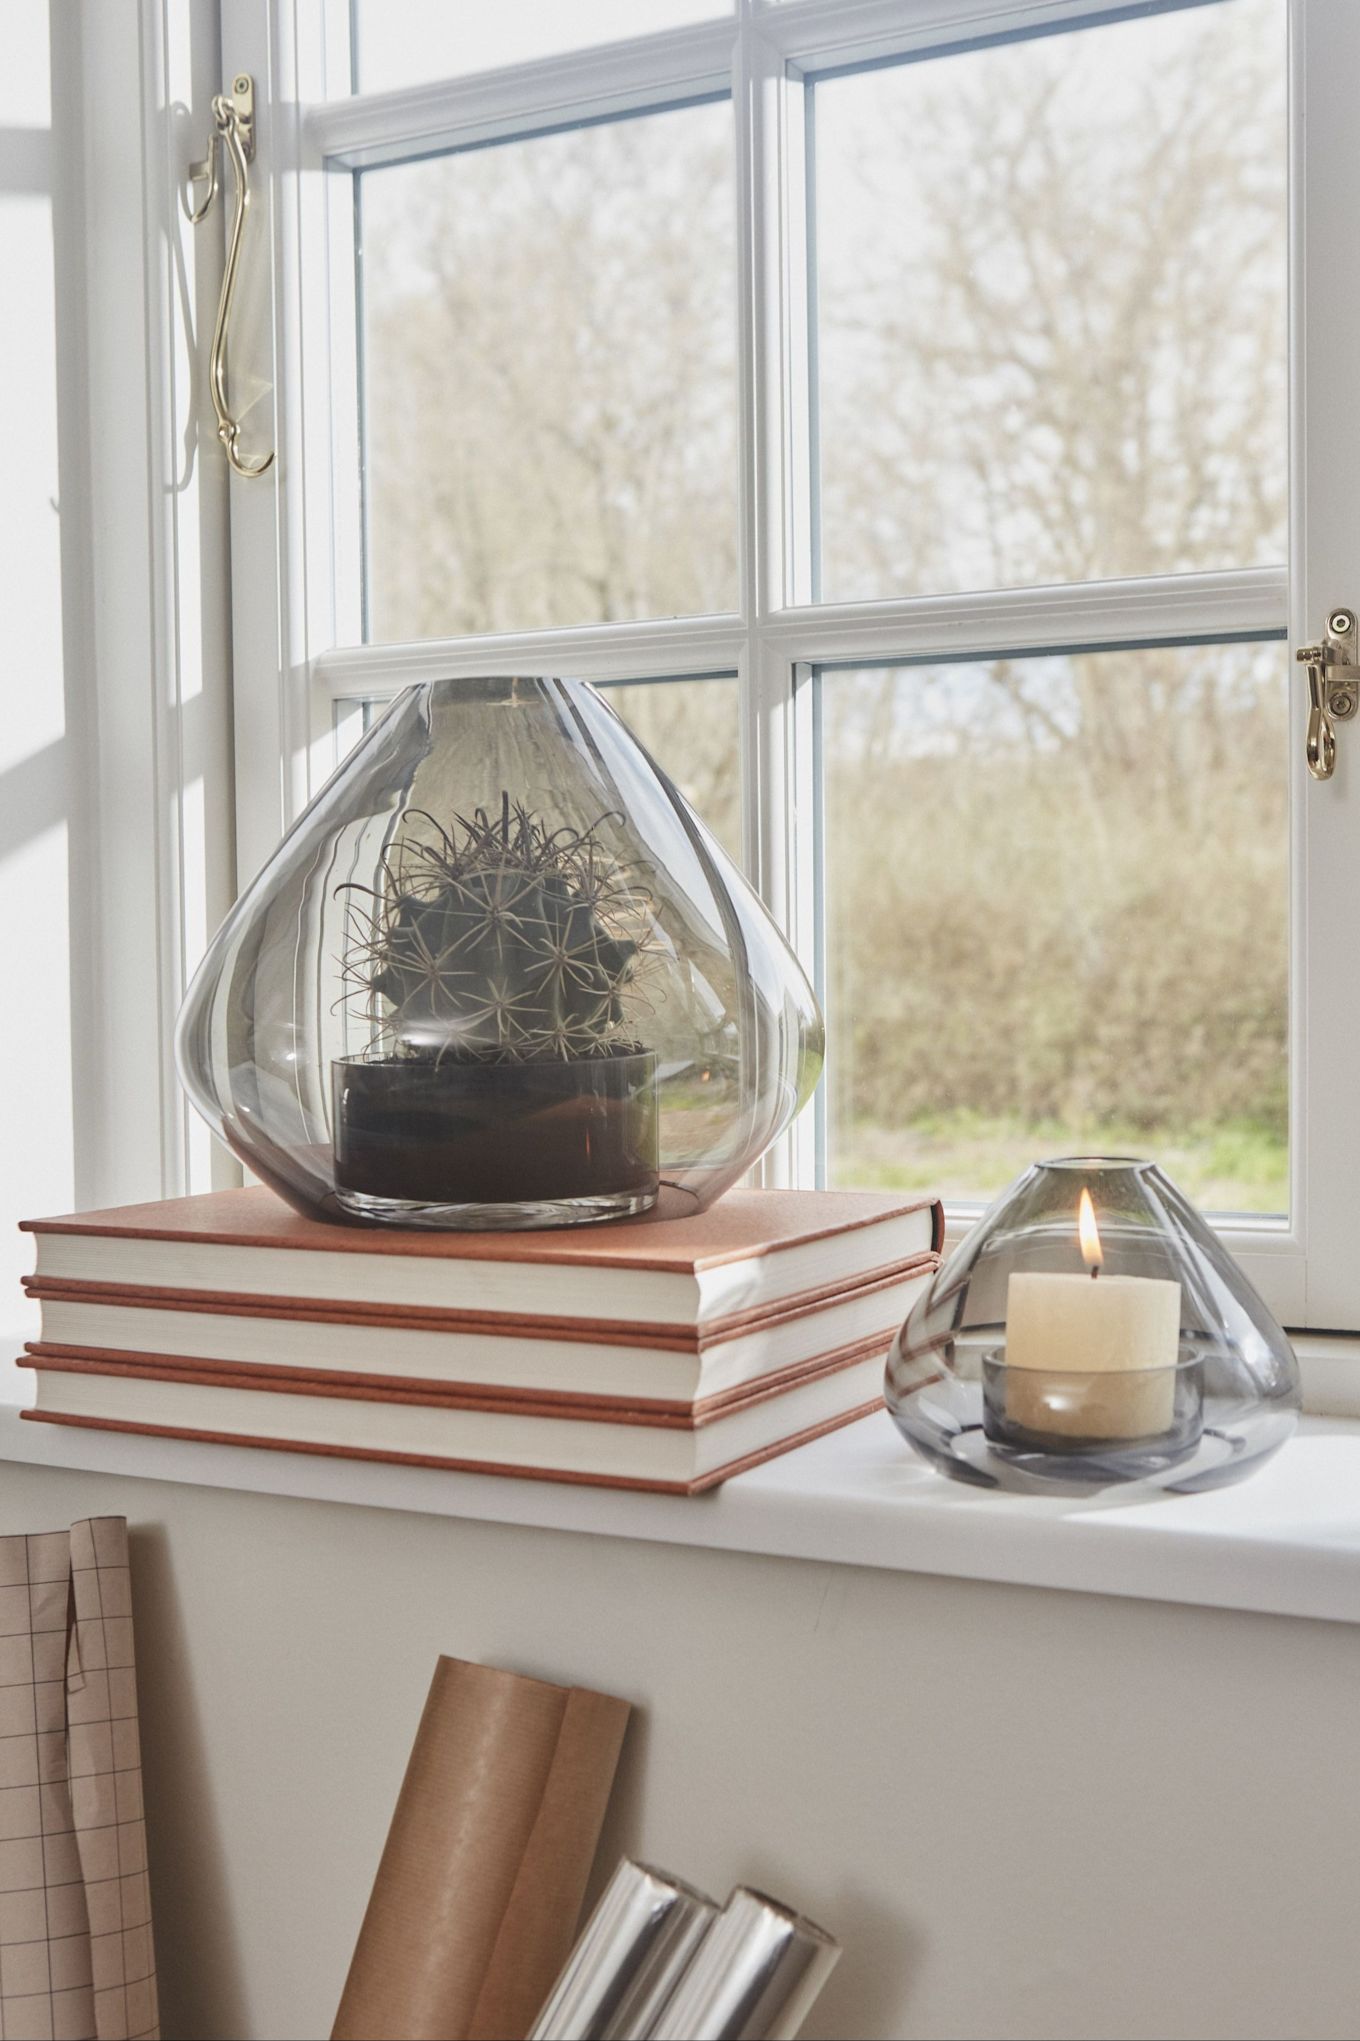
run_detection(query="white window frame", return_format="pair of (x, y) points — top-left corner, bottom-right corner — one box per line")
(210, 0), (1360, 1332)
(42, 0), (237, 1222)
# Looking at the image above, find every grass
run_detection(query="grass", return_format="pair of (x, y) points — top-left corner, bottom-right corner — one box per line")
(832, 1110), (1288, 1217)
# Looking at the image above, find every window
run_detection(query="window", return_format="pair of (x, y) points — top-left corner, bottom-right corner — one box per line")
(359, 99), (739, 639)
(811, 0), (1287, 602)
(816, 644), (1289, 1212)
(220, 0), (1360, 1330)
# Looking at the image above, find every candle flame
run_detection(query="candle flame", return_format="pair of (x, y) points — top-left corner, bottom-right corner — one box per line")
(1078, 1188), (1103, 1271)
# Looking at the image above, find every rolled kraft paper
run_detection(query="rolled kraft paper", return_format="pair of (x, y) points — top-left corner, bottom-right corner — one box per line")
(332, 1657), (631, 2041)
(531, 1859), (718, 2041)
(650, 1888), (840, 2041)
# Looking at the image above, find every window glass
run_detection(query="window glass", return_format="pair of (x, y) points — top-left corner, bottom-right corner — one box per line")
(360, 100), (738, 639)
(600, 676), (741, 863)
(351, 0), (729, 94)
(348, 678), (741, 860)
(818, 641), (1289, 1215)
(812, 0), (1287, 601)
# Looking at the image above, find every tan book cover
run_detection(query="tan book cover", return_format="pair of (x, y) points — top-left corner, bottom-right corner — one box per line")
(22, 1184), (943, 1270)
(22, 1189), (941, 1345)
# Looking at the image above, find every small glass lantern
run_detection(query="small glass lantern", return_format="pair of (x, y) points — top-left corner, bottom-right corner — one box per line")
(886, 1157), (1300, 1492)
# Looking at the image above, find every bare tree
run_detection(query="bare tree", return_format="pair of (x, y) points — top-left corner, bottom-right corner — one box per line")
(363, 105), (737, 640)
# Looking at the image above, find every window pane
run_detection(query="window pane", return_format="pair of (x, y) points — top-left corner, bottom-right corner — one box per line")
(812, 0), (1287, 601)
(351, 0), (728, 95)
(819, 643), (1289, 1216)
(598, 675), (741, 863)
(346, 678), (741, 861)
(360, 101), (737, 639)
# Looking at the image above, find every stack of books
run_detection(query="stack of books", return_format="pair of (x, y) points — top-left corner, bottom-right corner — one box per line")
(17, 1187), (941, 1493)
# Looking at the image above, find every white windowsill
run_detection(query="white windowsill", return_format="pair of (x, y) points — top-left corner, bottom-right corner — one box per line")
(3, 1394), (1359, 1627)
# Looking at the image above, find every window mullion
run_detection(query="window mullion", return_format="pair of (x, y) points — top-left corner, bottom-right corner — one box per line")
(306, 20), (737, 168)
(735, 10), (764, 896)
(739, 14), (820, 1185)
(761, 568), (1290, 668)
(311, 618), (746, 701)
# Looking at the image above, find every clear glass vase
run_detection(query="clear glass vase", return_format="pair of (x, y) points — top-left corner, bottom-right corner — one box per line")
(886, 1156), (1300, 1492)
(177, 675), (824, 1229)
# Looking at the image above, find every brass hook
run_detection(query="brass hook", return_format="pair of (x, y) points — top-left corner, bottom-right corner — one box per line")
(1298, 608), (1360, 783)
(184, 74), (274, 479)
(1305, 656), (1336, 782)
(184, 135), (219, 225)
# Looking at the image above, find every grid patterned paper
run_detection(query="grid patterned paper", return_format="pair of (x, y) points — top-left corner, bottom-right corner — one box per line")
(0, 1519), (157, 2041)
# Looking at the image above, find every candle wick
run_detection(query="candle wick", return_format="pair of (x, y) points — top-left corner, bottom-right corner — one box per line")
(1090, 1265), (1099, 1281)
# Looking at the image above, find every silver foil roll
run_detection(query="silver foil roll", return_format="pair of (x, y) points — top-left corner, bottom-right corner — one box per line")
(647, 1886), (840, 2041)
(532, 1858), (719, 2041)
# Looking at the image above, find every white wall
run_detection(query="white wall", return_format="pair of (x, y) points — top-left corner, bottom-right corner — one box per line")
(0, 1460), (1353, 2041)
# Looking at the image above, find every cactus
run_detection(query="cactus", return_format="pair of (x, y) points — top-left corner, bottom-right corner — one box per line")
(339, 796), (651, 1063)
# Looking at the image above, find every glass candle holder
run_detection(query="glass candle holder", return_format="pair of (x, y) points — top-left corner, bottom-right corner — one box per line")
(176, 676), (824, 1230)
(886, 1157), (1300, 1493)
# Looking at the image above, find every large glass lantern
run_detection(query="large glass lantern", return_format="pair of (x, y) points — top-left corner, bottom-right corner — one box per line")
(886, 1157), (1300, 1492)
(177, 676), (823, 1228)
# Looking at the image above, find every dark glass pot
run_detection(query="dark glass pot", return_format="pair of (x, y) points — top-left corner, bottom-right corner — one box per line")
(331, 1048), (659, 1227)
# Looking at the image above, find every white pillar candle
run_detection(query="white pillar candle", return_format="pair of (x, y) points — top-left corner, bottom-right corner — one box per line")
(1003, 1190), (1181, 1440)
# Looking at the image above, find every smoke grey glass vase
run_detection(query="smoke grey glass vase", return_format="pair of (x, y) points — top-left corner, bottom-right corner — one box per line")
(886, 1156), (1300, 1493)
(176, 675), (824, 1229)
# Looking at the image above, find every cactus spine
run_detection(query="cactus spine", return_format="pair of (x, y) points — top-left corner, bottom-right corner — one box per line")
(339, 796), (650, 1063)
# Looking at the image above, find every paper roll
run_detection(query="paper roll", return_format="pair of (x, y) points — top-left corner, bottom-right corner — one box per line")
(648, 1887), (840, 2041)
(332, 1657), (632, 2041)
(0, 1516), (160, 2041)
(531, 1858), (717, 2041)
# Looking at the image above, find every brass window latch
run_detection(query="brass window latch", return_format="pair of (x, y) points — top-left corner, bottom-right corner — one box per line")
(1297, 608), (1360, 781)
(184, 74), (274, 479)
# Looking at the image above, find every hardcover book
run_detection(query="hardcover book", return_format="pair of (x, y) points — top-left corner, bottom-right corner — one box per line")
(19, 1185), (942, 1490)
(23, 1260), (934, 1404)
(20, 1345), (891, 1494)
(22, 1186), (942, 1328)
